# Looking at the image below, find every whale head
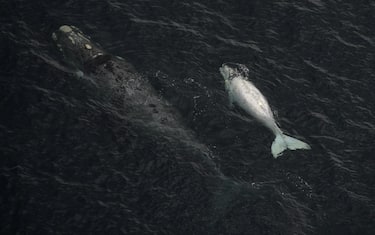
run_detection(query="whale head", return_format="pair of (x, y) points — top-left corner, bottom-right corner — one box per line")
(219, 63), (249, 81)
(52, 25), (111, 70)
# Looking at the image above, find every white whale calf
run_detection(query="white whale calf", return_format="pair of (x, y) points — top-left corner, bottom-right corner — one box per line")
(219, 63), (311, 158)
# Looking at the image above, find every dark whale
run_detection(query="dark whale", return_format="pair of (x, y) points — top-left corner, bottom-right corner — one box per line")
(52, 25), (219, 168)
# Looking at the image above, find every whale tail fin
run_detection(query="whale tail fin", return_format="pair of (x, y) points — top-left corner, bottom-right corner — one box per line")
(271, 134), (311, 158)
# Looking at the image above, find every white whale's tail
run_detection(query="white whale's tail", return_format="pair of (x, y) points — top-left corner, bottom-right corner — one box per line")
(271, 134), (311, 158)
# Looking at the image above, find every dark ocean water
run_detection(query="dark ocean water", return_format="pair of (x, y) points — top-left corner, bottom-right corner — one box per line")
(1, 0), (375, 234)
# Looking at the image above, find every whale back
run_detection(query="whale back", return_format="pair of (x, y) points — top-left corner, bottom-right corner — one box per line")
(230, 77), (275, 121)
(220, 63), (279, 134)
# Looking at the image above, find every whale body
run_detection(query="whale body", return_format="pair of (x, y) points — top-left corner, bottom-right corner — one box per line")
(51, 25), (224, 171)
(219, 63), (311, 158)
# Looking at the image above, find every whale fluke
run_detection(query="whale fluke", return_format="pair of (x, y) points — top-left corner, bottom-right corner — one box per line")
(271, 134), (311, 158)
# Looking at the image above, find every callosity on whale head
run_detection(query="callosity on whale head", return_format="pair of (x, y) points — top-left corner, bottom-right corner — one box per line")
(52, 25), (111, 70)
(219, 62), (250, 81)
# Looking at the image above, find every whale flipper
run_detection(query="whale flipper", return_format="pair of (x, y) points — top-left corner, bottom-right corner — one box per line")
(271, 134), (311, 158)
